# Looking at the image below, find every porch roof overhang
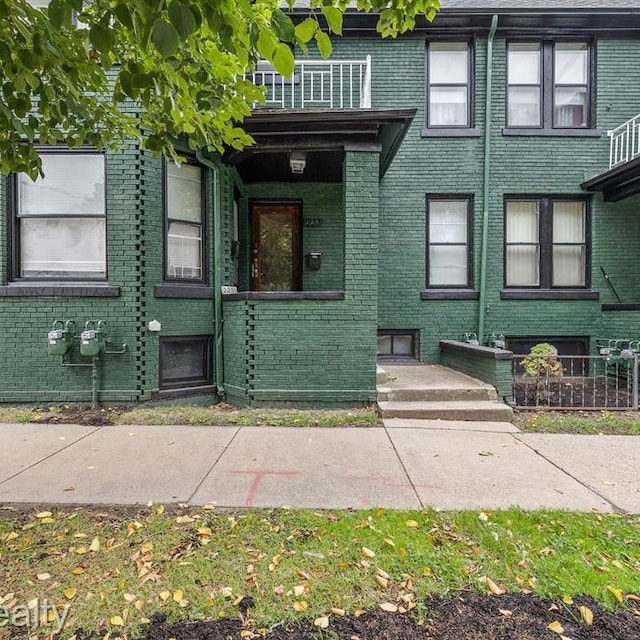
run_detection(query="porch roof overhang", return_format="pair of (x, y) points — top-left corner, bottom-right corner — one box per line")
(581, 157), (640, 202)
(224, 108), (416, 183)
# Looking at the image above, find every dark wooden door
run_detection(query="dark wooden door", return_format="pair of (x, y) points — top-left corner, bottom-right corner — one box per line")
(251, 203), (301, 291)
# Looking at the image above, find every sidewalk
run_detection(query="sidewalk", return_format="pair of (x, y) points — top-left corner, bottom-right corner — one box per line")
(0, 420), (638, 513)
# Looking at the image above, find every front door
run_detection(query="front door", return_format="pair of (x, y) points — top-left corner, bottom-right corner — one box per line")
(251, 203), (301, 291)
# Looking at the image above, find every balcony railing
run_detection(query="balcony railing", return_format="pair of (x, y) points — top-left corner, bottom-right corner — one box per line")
(609, 113), (640, 169)
(250, 56), (371, 110)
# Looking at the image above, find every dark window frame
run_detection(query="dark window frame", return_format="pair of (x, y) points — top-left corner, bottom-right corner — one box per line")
(426, 194), (474, 289)
(163, 157), (208, 285)
(159, 335), (213, 390)
(8, 148), (107, 282)
(503, 195), (591, 290)
(505, 39), (594, 132)
(377, 330), (420, 361)
(425, 39), (475, 130)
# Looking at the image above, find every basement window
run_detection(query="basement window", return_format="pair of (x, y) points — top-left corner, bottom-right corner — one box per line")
(160, 336), (213, 390)
(377, 330), (419, 361)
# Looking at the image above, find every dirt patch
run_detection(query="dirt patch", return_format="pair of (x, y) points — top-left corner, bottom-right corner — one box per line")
(28, 405), (122, 426)
(70, 593), (639, 640)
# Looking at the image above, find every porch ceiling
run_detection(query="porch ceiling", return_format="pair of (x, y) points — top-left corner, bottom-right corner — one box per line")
(581, 156), (640, 202)
(225, 108), (416, 183)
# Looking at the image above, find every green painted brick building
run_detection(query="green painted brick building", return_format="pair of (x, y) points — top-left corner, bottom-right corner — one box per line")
(2, 1), (640, 406)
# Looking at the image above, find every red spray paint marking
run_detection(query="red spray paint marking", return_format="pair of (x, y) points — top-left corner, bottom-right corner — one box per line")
(229, 469), (300, 507)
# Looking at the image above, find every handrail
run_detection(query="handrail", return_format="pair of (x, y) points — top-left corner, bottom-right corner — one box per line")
(251, 57), (372, 110)
(608, 113), (640, 169)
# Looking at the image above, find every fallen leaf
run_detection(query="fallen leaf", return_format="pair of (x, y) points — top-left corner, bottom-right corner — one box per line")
(548, 621), (564, 634)
(293, 600), (307, 612)
(330, 607), (345, 616)
(499, 609), (512, 616)
(563, 596), (574, 604)
(173, 589), (183, 603)
(293, 585), (305, 597)
(36, 511), (53, 519)
(479, 575), (504, 595)
(159, 591), (171, 601)
(124, 593), (137, 604)
(607, 586), (624, 603)
(314, 616), (329, 629)
(63, 588), (77, 600)
(579, 605), (594, 625)
(37, 573), (51, 581)
(110, 616), (124, 627)
(71, 566), (85, 575)
(375, 575), (389, 589)
(379, 602), (398, 612)
(405, 520), (418, 528)
(89, 537), (100, 552)
(361, 547), (375, 558)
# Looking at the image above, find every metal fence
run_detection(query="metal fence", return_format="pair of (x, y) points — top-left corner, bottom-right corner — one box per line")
(512, 353), (639, 410)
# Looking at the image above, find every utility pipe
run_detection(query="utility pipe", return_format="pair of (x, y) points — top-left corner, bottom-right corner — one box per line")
(478, 14), (499, 344)
(196, 150), (225, 398)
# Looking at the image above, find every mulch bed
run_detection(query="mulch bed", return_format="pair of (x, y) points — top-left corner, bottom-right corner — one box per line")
(69, 593), (640, 640)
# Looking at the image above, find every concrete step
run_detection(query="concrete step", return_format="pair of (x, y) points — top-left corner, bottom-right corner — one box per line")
(377, 400), (514, 422)
(377, 385), (497, 403)
(376, 365), (387, 385)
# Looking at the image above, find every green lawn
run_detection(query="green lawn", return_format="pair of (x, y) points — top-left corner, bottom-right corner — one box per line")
(514, 410), (640, 435)
(0, 507), (637, 637)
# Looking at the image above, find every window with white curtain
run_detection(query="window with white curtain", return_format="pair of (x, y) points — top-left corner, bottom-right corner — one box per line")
(505, 197), (588, 288)
(427, 197), (472, 287)
(14, 152), (106, 279)
(507, 41), (590, 129)
(427, 42), (471, 127)
(165, 159), (205, 282)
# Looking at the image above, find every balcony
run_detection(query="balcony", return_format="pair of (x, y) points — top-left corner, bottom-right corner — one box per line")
(250, 56), (371, 110)
(609, 113), (640, 169)
(582, 112), (640, 201)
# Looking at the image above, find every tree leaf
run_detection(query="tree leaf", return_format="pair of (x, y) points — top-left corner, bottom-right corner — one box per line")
(168, 1), (196, 40)
(314, 616), (329, 628)
(379, 602), (398, 612)
(63, 587), (77, 600)
(89, 24), (113, 56)
(321, 6), (343, 35)
(295, 18), (317, 44)
(315, 30), (332, 58)
(272, 43), (295, 78)
(151, 19), (180, 58)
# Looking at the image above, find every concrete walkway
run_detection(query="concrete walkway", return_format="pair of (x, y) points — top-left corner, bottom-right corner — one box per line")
(0, 420), (638, 513)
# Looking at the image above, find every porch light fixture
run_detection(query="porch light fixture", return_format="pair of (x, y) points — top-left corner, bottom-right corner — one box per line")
(289, 150), (306, 174)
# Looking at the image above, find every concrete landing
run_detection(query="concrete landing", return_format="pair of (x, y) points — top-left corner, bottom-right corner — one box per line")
(377, 364), (513, 421)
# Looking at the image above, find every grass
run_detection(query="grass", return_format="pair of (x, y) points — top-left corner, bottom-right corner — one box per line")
(0, 404), (381, 428)
(514, 410), (640, 435)
(0, 507), (638, 638)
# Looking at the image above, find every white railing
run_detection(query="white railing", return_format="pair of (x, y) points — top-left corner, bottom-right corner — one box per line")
(608, 113), (640, 169)
(251, 55), (371, 110)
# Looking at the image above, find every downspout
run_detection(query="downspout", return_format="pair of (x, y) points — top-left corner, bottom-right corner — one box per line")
(196, 150), (225, 398)
(478, 14), (498, 344)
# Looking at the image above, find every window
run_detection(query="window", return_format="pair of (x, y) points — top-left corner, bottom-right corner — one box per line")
(377, 330), (419, 361)
(505, 197), (589, 288)
(160, 336), (213, 390)
(426, 196), (472, 287)
(12, 151), (106, 279)
(165, 159), (205, 282)
(426, 42), (471, 127)
(507, 41), (591, 129)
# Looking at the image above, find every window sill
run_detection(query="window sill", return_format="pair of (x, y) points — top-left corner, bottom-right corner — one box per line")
(500, 289), (599, 300)
(421, 289), (479, 300)
(154, 385), (218, 400)
(155, 284), (213, 299)
(223, 291), (345, 301)
(502, 128), (602, 138)
(0, 284), (120, 297)
(602, 303), (640, 311)
(421, 127), (481, 138)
